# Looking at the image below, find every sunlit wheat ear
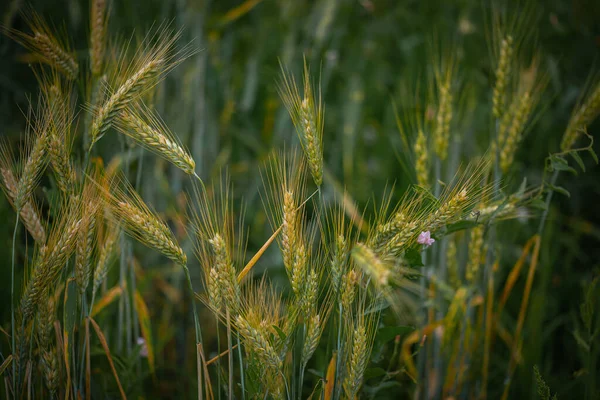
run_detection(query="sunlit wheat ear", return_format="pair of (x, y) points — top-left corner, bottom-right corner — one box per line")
(90, 26), (195, 146)
(36, 289), (58, 394)
(561, 75), (600, 151)
(340, 269), (359, 315)
(75, 177), (101, 295)
(115, 103), (196, 175)
(106, 174), (186, 266)
(90, 0), (108, 76)
(21, 196), (83, 321)
(238, 279), (289, 352)
(486, 2), (535, 119)
(92, 220), (119, 298)
(414, 128), (429, 188)
(369, 187), (427, 256)
(236, 314), (282, 371)
(343, 303), (378, 399)
(191, 174), (245, 314)
(423, 158), (493, 233)
(42, 75), (77, 195)
(498, 57), (547, 172)
(4, 12), (79, 79)
(466, 224), (485, 283)
(278, 59), (324, 186)
(492, 35), (513, 118)
(15, 97), (51, 212)
(430, 40), (457, 161)
(0, 142), (46, 243)
(321, 199), (354, 292)
(261, 151), (307, 274)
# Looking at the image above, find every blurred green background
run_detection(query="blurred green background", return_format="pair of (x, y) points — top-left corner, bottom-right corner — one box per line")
(1, 0), (600, 398)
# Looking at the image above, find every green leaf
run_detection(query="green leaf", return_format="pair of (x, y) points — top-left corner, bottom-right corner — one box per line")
(570, 152), (585, 172)
(445, 220), (478, 234)
(548, 155), (577, 174)
(588, 147), (599, 164)
(272, 325), (287, 341)
(547, 184), (570, 197)
(363, 367), (387, 380)
(405, 247), (424, 267)
(573, 330), (590, 351)
(528, 198), (548, 211)
(376, 326), (415, 343)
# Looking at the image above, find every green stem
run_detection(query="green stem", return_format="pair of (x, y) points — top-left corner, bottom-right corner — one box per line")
(11, 215), (19, 396)
(182, 264), (203, 400)
(237, 335), (245, 400)
(537, 170), (559, 234)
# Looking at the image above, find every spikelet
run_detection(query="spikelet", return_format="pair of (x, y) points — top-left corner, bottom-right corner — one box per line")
(424, 159), (491, 233)
(115, 104), (196, 175)
(492, 35), (513, 118)
(340, 269), (358, 314)
(262, 152), (307, 278)
(5, 12), (79, 79)
(236, 315), (282, 371)
(90, 27), (192, 145)
(432, 49), (456, 161)
(239, 279), (289, 352)
(466, 225), (485, 283)
(209, 233), (240, 313)
(414, 128), (429, 188)
(207, 267), (222, 311)
(36, 289), (56, 348)
(0, 143), (46, 243)
(372, 188), (427, 256)
(37, 289), (58, 395)
(192, 174), (243, 313)
(21, 196), (83, 320)
(106, 175), (186, 265)
(331, 234), (348, 291)
(282, 190), (298, 275)
(352, 243), (390, 288)
(278, 59), (324, 186)
(343, 309), (377, 399)
(92, 222), (119, 298)
(301, 268), (319, 317)
(43, 77), (77, 196)
(499, 58), (547, 172)
(75, 182), (100, 295)
(15, 98), (50, 211)
(90, 0), (108, 76)
(561, 78), (600, 151)
(301, 313), (322, 366)
(290, 241), (307, 296)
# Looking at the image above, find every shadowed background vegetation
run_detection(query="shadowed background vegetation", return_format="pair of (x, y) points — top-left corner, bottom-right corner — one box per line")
(0, 0), (599, 399)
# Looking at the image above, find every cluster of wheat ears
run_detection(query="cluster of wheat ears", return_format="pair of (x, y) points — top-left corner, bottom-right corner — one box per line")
(0, 1), (599, 399)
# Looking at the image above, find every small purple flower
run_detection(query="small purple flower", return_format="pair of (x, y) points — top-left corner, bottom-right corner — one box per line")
(417, 231), (435, 247)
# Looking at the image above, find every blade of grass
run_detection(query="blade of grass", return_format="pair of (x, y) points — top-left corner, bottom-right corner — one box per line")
(91, 284), (124, 318)
(134, 290), (155, 379)
(0, 356), (12, 376)
(89, 317), (127, 400)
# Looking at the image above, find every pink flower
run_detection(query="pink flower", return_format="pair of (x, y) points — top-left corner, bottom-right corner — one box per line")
(417, 231), (435, 247)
